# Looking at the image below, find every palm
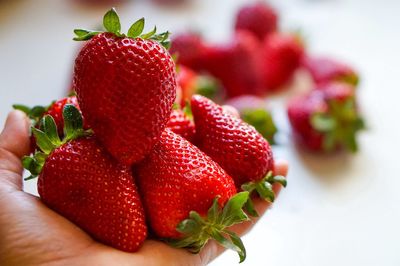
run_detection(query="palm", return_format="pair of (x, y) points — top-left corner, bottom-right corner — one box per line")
(0, 111), (288, 266)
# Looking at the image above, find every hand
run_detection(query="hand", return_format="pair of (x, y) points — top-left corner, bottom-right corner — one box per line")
(0, 110), (288, 266)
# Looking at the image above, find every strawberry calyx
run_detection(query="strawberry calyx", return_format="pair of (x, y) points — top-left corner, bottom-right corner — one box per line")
(167, 192), (250, 263)
(241, 171), (287, 205)
(241, 108), (277, 144)
(73, 8), (170, 49)
(310, 98), (364, 152)
(13, 103), (51, 125)
(23, 104), (92, 180)
(335, 72), (360, 87)
(194, 75), (220, 100)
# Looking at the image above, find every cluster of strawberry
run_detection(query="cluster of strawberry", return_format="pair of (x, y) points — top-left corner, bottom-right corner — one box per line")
(170, 2), (364, 152)
(15, 8), (286, 263)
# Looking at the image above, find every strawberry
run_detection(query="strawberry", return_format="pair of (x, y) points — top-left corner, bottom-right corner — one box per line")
(287, 82), (364, 152)
(225, 95), (277, 144)
(166, 108), (195, 141)
(191, 95), (286, 202)
(170, 32), (207, 70)
(261, 33), (304, 92)
(177, 65), (221, 106)
(23, 105), (147, 252)
(234, 2), (278, 41)
(73, 9), (176, 165)
(14, 96), (84, 153)
(302, 55), (359, 86)
(202, 31), (264, 98)
(135, 129), (250, 262)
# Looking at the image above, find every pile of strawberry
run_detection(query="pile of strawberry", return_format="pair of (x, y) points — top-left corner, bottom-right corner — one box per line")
(15, 8), (287, 263)
(170, 2), (364, 152)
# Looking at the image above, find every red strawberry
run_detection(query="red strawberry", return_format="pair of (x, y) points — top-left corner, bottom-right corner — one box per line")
(135, 129), (249, 262)
(261, 33), (304, 92)
(45, 96), (82, 135)
(191, 95), (286, 202)
(166, 108), (195, 141)
(202, 31), (264, 98)
(235, 2), (278, 41)
(23, 105), (147, 252)
(177, 65), (221, 106)
(170, 32), (207, 70)
(136, 129), (248, 261)
(287, 82), (364, 152)
(73, 9), (176, 165)
(225, 95), (278, 144)
(302, 55), (359, 86)
(14, 96), (84, 153)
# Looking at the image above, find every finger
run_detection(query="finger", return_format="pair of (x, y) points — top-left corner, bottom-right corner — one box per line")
(201, 159), (289, 264)
(0, 111), (31, 189)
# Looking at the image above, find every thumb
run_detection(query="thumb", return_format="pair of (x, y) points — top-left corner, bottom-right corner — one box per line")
(0, 110), (31, 190)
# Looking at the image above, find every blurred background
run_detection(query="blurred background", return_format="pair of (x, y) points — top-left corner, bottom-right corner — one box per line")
(1, 0), (400, 265)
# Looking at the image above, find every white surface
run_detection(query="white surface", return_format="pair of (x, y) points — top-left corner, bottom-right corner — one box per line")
(1, 0), (400, 265)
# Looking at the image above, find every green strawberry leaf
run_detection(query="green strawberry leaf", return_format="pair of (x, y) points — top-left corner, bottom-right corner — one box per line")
(127, 18), (145, 38)
(224, 230), (246, 263)
(241, 108), (277, 144)
(13, 104), (47, 123)
(42, 115), (61, 145)
(31, 127), (56, 154)
(311, 113), (336, 132)
(243, 197), (258, 217)
(103, 8), (121, 35)
(220, 192), (249, 227)
(73, 30), (101, 41)
(242, 171), (286, 202)
(207, 197), (220, 224)
(140, 26), (157, 39)
(63, 104), (84, 140)
(12, 104), (31, 114)
(168, 192), (250, 263)
(73, 8), (171, 46)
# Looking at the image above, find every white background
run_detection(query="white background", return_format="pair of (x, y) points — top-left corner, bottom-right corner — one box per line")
(1, 0), (400, 265)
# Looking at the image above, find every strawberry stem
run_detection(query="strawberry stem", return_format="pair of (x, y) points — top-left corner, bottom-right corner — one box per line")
(167, 192), (250, 263)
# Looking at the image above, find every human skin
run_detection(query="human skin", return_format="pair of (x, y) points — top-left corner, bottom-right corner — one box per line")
(0, 110), (288, 266)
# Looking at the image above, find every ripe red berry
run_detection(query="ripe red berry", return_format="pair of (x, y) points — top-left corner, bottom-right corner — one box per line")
(191, 95), (286, 202)
(302, 55), (359, 86)
(23, 104), (147, 252)
(235, 2), (278, 41)
(202, 31), (264, 98)
(261, 33), (304, 92)
(287, 83), (364, 152)
(170, 32), (207, 70)
(167, 109), (195, 141)
(73, 9), (176, 165)
(135, 129), (249, 262)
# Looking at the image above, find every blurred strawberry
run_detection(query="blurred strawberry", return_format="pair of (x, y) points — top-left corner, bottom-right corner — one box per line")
(225, 95), (277, 144)
(170, 32), (207, 70)
(287, 83), (364, 152)
(202, 31), (264, 98)
(235, 2), (278, 41)
(302, 55), (359, 86)
(177, 65), (221, 106)
(261, 33), (304, 92)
